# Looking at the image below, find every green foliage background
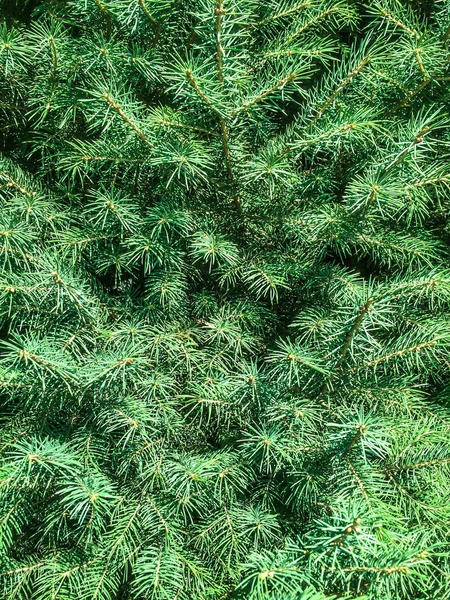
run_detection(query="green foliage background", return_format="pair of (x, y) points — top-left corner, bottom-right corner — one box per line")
(1, 0), (450, 598)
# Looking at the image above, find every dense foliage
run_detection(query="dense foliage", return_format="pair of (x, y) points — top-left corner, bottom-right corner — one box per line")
(1, 0), (450, 598)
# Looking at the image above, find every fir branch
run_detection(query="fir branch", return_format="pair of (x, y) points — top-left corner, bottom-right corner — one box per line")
(230, 72), (298, 116)
(375, 6), (418, 37)
(282, 6), (343, 46)
(308, 55), (372, 127)
(348, 339), (438, 372)
(215, 1), (225, 84)
(185, 69), (241, 211)
(0, 171), (34, 198)
(185, 70), (220, 115)
(101, 92), (151, 143)
(93, 0), (112, 37)
(256, 1), (312, 26)
(335, 297), (374, 368)
(136, 0), (161, 46)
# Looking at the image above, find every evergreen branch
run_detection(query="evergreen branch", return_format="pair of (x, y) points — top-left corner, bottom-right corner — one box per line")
(256, 1), (312, 26)
(383, 469), (443, 511)
(412, 47), (427, 79)
(332, 517), (362, 546)
(375, 6), (418, 37)
(387, 57), (450, 113)
(260, 47), (334, 61)
(406, 175), (450, 189)
(0, 562), (46, 577)
(48, 35), (58, 77)
(184, 69), (241, 211)
(54, 234), (115, 247)
(390, 78), (432, 112)
(101, 92), (151, 143)
(344, 564), (412, 573)
(185, 70), (220, 115)
(342, 426), (366, 457)
(348, 339), (437, 372)
(230, 72), (298, 116)
(308, 55), (372, 127)
(282, 7), (342, 46)
(215, 1), (225, 84)
(284, 121), (374, 156)
(79, 155), (146, 163)
(59, 556), (103, 579)
(335, 297), (374, 368)
(137, 0), (157, 24)
(382, 456), (450, 473)
(93, 0), (112, 37)
(346, 457), (371, 503)
(154, 119), (220, 137)
(371, 69), (409, 93)
(356, 233), (436, 261)
(0, 171), (33, 198)
(219, 118), (242, 213)
(137, 0), (161, 46)
(92, 500), (142, 599)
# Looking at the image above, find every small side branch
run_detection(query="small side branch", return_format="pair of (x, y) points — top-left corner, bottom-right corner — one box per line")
(185, 70), (241, 212)
(333, 517), (362, 546)
(215, 1), (225, 83)
(335, 297), (374, 368)
(256, 1), (312, 26)
(412, 47), (427, 79)
(377, 7), (417, 37)
(48, 36), (58, 77)
(102, 93), (151, 144)
(283, 7), (340, 46)
(185, 70), (219, 114)
(94, 0), (112, 37)
(309, 56), (371, 127)
(346, 339), (437, 372)
(137, 0), (161, 47)
(0, 171), (33, 197)
(343, 425), (366, 458)
(231, 72), (297, 116)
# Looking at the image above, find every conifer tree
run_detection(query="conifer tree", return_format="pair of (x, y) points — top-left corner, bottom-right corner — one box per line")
(1, 0), (450, 598)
